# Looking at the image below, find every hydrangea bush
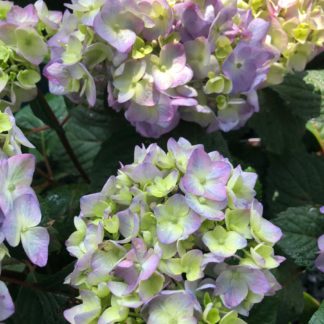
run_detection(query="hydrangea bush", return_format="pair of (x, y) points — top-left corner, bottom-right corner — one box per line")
(0, 108), (49, 321)
(64, 138), (284, 323)
(0, 0), (323, 323)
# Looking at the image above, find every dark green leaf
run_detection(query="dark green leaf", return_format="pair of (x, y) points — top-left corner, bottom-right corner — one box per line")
(272, 70), (324, 121)
(247, 296), (279, 324)
(29, 93), (68, 132)
(7, 286), (68, 324)
(40, 184), (89, 247)
(16, 94), (67, 159)
(299, 292), (321, 323)
(273, 206), (324, 268)
(249, 88), (306, 154)
(48, 106), (114, 174)
(266, 153), (324, 214)
(309, 301), (324, 324)
(249, 261), (304, 324)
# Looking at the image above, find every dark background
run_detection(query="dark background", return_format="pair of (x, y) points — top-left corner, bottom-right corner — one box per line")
(16, 0), (65, 11)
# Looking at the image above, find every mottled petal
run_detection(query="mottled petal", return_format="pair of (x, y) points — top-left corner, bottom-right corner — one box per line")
(21, 226), (49, 267)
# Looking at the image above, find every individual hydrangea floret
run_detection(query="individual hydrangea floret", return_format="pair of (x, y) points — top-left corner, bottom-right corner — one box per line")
(0, 108), (34, 156)
(0, 107), (49, 320)
(64, 137), (284, 323)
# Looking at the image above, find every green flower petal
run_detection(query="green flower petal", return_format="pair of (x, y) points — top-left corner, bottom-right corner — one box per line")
(15, 27), (48, 65)
(0, 70), (9, 93)
(181, 250), (203, 281)
(16, 69), (40, 89)
(220, 311), (246, 324)
(98, 305), (128, 324)
(0, 111), (11, 133)
(225, 209), (252, 239)
(147, 170), (179, 198)
(139, 272), (164, 300)
(62, 36), (83, 65)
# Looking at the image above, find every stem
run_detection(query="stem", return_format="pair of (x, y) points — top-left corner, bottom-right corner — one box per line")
(40, 132), (54, 182)
(0, 275), (42, 291)
(0, 274), (78, 298)
(30, 115), (70, 133)
(36, 91), (90, 183)
(36, 167), (52, 182)
(1, 268), (78, 296)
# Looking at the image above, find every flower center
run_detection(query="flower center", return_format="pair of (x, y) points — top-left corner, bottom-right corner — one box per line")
(8, 184), (15, 192)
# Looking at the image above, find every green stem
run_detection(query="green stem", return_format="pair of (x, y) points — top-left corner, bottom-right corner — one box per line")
(34, 90), (90, 183)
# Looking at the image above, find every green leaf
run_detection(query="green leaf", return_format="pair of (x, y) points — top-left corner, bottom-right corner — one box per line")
(249, 88), (306, 154)
(249, 261), (304, 324)
(248, 296), (279, 324)
(29, 93), (68, 133)
(273, 206), (324, 268)
(40, 184), (89, 249)
(18, 100), (116, 176)
(307, 115), (324, 151)
(35, 263), (76, 293)
(272, 70), (324, 121)
(299, 292), (321, 323)
(49, 106), (114, 174)
(41, 183), (88, 222)
(266, 153), (324, 213)
(16, 94), (67, 157)
(7, 286), (68, 324)
(309, 301), (324, 324)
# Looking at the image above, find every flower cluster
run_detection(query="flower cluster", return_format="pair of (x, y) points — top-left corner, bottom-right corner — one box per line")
(64, 137), (284, 323)
(45, 0), (279, 137)
(0, 108), (49, 321)
(241, 0), (324, 84)
(0, 0), (61, 110)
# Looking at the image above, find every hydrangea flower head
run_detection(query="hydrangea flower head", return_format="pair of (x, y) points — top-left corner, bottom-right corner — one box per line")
(0, 108), (49, 320)
(241, 0), (324, 84)
(65, 137), (284, 323)
(44, 0), (282, 137)
(0, 2), (61, 110)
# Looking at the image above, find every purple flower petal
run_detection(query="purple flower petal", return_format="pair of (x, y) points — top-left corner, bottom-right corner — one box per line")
(214, 269), (249, 308)
(318, 234), (324, 252)
(94, 1), (143, 53)
(315, 253), (324, 273)
(0, 281), (15, 321)
(3, 194), (41, 247)
(185, 193), (225, 220)
(21, 226), (49, 267)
